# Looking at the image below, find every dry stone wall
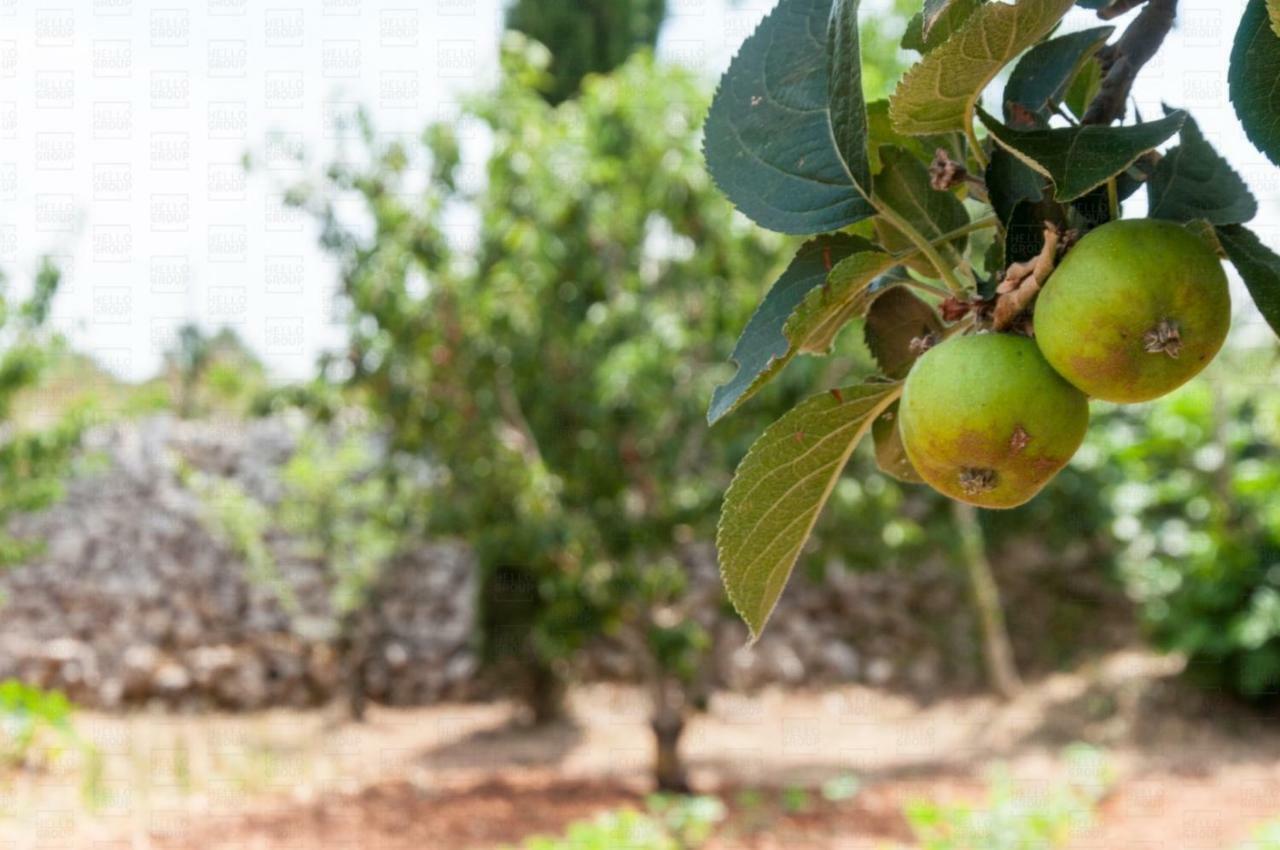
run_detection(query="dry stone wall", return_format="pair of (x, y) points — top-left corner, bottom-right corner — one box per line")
(0, 416), (476, 710)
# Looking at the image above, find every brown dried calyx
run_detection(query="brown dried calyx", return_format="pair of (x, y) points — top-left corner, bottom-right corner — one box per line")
(992, 224), (1064, 332)
(929, 148), (967, 190)
(928, 148), (988, 196)
(1143, 318), (1182, 358)
(958, 467), (999, 495)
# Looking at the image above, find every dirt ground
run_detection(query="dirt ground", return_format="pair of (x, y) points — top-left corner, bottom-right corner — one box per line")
(5, 650), (1280, 850)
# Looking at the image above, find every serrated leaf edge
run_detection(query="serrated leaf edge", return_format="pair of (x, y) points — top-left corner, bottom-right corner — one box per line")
(1229, 0), (1280, 168)
(1147, 112), (1258, 226)
(977, 107), (1186, 201)
(709, 246), (897, 424)
(717, 382), (902, 639)
(888, 0), (1076, 136)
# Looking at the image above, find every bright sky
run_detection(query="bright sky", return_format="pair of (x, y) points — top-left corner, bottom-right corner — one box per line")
(1, 0), (1275, 381)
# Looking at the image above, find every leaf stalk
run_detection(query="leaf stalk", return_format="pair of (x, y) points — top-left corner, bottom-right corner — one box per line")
(874, 200), (969, 296)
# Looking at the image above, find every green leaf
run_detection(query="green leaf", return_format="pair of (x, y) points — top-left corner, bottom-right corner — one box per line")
(902, 0), (983, 54)
(867, 100), (926, 172)
(872, 402), (923, 484)
(889, 0), (1076, 135)
(709, 235), (874, 424)
(790, 248), (900, 355)
(977, 107), (1185, 201)
(829, 0), (871, 194)
(1271, 0), (1280, 37)
(872, 147), (970, 276)
(704, 0), (874, 234)
(983, 232), (1004, 290)
(1063, 53), (1102, 121)
(1003, 26), (1113, 122)
(922, 0), (969, 36)
(1147, 111), (1257, 226)
(863, 286), (943, 379)
(1216, 224), (1280, 339)
(1068, 155), (1150, 230)
(1005, 198), (1067, 266)
(1230, 0), (1280, 167)
(866, 101), (962, 173)
(985, 148), (1044, 232)
(718, 382), (901, 636)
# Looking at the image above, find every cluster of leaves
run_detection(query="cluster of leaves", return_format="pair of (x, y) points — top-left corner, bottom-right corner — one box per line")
(503, 795), (725, 850)
(1098, 354), (1280, 699)
(704, 0), (1280, 638)
(905, 745), (1112, 850)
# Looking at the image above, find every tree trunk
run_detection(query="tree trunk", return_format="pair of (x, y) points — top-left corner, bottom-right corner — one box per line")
(524, 660), (566, 726)
(178, 376), (196, 419)
(336, 611), (370, 722)
(344, 646), (368, 722)
(651, 676), (690, 793)
(952, 501), (1022, 699)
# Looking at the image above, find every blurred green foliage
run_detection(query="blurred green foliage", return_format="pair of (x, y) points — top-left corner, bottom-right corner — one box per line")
(1098, 353), (1280, 699)
(1240, 819), (1280, 850)
(196, 470), (296, 613)
(278, 428), (398, 622)
(905, 745), (1112, 850)
(162, 324), (268, 419)
(0, 679), (75, 766)
(0, 679), (103, 806)
(195, 424), (400, 716)
(0, 260), (85, 566)
(503, 795), (724, 850)
(504, 0), (914, 105)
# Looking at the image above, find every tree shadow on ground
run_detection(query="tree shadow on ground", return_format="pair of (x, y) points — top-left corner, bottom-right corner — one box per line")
(419, 714), (585, 771)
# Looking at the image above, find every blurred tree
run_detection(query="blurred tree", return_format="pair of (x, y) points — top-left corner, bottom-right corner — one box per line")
(0, 260), (83, 566)
(196, 423), (400, 720)
(294, 39), (817, 783)
(166, 324), (213, 418)
(162, 324), (267, 418)
(506, 0), (666, 103)
(276, 428), (398, 720)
